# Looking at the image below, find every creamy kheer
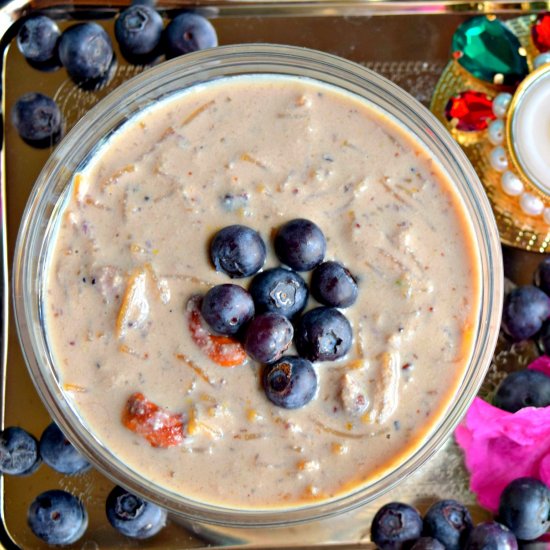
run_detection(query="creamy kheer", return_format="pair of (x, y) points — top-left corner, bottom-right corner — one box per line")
(44, 75), (480, 508)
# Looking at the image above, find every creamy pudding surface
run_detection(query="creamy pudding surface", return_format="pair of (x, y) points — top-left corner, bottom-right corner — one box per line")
(44, 75), (480, 508)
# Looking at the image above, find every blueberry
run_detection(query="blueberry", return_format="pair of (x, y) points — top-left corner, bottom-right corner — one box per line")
(39, 422), (91, 475)
(493, 369), (550, 412)
(534, 257), (550, 296)
(498, 477), (550, 540)
(210, 225), (266, 278)
(311, 261), (358, 308)
(295, 307), (352, 362)
(249, 267), (308, 319)
(0, 427), (41, 476)
(411, 538), (445, 550)
(501, 286), (550, 341)
(370, 502), (423, 550)
(106, 486), (167, 539)
(244, 312), (293, 364)
(537, 320), (550, 355)
(17, 15), (60, 66)
(423, 499), (473, 550)
(465, 521), (518, 550)
(200, 284), (254, 335)
(164, 13), (218, 58)
(115, 5), (163, 58)
(263, 356), (317, 409)
(11, 93), (62, 148)
(58, 23), (114, 85)
(274, 218), (326, 271)
(28, 490), (88, 545)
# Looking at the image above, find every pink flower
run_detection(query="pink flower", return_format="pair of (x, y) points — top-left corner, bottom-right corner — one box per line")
(455, 356), (550, 513)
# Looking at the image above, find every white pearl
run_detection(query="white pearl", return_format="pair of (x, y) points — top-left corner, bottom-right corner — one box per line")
(544, 208), (550, 225)
(520, 192), (544, 216)
(489, 146), (508, 172)
(501, 171), (524, 196)
(534, 53), (550, 70)
(488, 119), (505, 145)
(492, 93), (512, 118)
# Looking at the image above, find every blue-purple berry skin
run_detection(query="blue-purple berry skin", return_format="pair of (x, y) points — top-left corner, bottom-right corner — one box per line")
(210, 225), (266, 278)
(295, 307), (352, 362)
(501, 286), (550, 341)
(58, 23), (114, 83)
(274, 218), (326, 271)
(200, 284), (254, 335)
(493, 369), (550, 412)
(311, 261), (358, 308)
(465, 522), (518, 550)
(115, 5), (163, 57)
(28, 490), (88, 545)
(411, 538), (445, 550)
(164, 13), (218, 58)
(263, 356), (317, 409)
(249, 267), (308, 319)
(498, 477), (550, 541)
(423, 499), (473, 550)
(11, 93), (62, 148)
(17, 15), (60, 63)
(106, 486), (167, 539)
(371, 502), (423, 550)
(39, 422), (91, 475)
(244, 313), (293, 364)
(0, 427), (41, 476)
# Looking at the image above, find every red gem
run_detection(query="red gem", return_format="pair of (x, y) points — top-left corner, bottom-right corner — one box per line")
(444, 91), (496, 132)
(532, 12), (550, 53)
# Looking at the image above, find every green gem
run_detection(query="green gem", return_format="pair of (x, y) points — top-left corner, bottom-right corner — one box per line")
(451, 16), (529, 85)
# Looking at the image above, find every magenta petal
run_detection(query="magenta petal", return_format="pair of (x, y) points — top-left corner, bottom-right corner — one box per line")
(528, 355), (550, 376)
(455, 397), (550, 513)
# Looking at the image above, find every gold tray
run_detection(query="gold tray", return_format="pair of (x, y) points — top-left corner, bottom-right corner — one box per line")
(0, 2), (546, 548)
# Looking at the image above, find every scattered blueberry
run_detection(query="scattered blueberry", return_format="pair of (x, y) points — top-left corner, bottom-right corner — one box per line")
(210, 225), (266, 278)
(274, 218), (326, 271)
(244, 312), (293, 364)
(115, 5), (163, 58)
(537, 320), (550, 355)
(0, 427), (41, 476)
(498, 477), (550, 541)
(11, 93), (62, 148)
(39, 422), (91, 475)
(465, 521), (518, 550)
(534, 257), (550, 296)
(17, 15), (60, 66)
(423, 499), (473, 550)
(501, 286), (550, 341)
(200, 284), (254, 335)
(311, 261), (358, 308)
(493, 369), (550, 412)
(411, 537), (445, 550)
(164, 13), (218, 58)
(263, 356), (317, 409)
(28, 489), (88, 545)
(106, 485), (167, 539)
(249, 267), (308, 319)
(58, 23), (114, 86)
(370, 502), (423, 550)
(295, 307), (352, 362)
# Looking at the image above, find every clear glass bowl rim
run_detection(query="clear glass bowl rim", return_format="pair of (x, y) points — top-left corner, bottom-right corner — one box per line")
(12, 43), (503, 528)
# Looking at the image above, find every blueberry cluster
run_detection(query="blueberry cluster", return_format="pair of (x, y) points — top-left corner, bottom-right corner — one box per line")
(201, 219), (358, 409)
(0, 423), (167, 544)
(371, 480), (550, 549)
(13, 10), (218, 147)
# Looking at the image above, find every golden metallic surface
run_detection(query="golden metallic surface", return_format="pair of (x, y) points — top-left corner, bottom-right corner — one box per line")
(0, 2), (545, 548)
(431, 14), (550, 252)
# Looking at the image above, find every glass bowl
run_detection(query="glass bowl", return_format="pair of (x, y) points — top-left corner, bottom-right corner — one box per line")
(12, 44), (503, 528)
